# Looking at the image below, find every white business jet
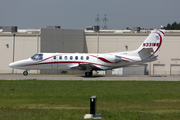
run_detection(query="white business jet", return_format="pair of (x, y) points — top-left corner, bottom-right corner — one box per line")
(9, 29), (165, 77)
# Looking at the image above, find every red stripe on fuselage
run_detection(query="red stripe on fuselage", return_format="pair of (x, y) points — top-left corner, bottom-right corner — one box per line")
(117, 56), (136, 61)
(89, 55), (112, 63)
(98, 57), (112, 63)
(89, 55), (97, 58)
(20, 61), (115, 68)
(39, 56), (53, 62)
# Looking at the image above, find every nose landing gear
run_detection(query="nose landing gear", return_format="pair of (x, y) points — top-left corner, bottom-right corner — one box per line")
(23, 70), (28, 76)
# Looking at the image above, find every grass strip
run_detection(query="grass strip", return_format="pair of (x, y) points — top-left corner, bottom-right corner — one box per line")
(0, 80), (180, 119)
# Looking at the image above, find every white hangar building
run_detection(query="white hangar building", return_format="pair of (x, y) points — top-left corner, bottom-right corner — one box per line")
(0, 26), (180, 75)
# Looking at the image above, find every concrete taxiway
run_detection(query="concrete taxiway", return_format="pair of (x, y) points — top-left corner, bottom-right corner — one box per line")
(0, 75), (180, 81)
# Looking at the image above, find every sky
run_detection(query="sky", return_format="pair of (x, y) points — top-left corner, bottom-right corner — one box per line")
(0, 0), (180, 30)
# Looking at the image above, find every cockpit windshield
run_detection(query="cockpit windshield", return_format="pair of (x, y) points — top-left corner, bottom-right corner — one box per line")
(31, 54), (43, 61)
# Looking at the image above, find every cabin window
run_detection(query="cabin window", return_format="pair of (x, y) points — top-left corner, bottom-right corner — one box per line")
(81, 56), (83, 60)
(70, 56), (73, 60)
(59, 56), (62, 60)
(53, 56), (56, 60)
(75, 56), (78, 60)
(65, 56), (68, 60)
(86, 56), (89, 60)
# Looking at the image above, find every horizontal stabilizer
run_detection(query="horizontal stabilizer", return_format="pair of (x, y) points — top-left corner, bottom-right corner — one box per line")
(115, 55), (122, 63)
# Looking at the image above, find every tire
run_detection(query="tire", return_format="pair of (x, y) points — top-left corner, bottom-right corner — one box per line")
(85, 71), (92, 77)
(23, 71), (28, 76)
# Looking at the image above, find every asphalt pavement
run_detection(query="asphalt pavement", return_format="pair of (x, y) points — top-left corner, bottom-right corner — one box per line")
(0, 74), (180, 81)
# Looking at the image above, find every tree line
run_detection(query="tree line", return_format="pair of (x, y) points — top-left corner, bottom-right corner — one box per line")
(163, 22), (180, 30)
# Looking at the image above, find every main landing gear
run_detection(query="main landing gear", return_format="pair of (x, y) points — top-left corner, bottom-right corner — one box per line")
(23, 70), (28, 76)
(85, 71), (93, 77)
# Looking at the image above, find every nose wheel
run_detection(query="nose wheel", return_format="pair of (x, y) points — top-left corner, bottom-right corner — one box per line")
(23, 70), (28, 76)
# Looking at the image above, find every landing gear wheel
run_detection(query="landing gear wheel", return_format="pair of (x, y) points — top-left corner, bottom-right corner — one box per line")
(85, 71), (93, 77)
(23, 71), (28, 76)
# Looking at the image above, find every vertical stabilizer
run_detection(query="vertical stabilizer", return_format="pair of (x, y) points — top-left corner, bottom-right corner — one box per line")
(137, 29), (165, 61)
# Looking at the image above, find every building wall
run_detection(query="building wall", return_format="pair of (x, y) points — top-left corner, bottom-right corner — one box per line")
(0, 35), (14, 73)
(0, 34), (40, 73)
(40, 28), (86, 53)
(123, 66), (146, 75)
(151, 35), (180, 75)
(85, 33), (147, 53)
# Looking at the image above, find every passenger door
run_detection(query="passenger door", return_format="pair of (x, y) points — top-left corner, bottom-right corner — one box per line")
(51, 55), (58, 68)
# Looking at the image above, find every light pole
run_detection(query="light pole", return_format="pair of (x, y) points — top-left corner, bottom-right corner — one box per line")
(12, 33), (15, 74)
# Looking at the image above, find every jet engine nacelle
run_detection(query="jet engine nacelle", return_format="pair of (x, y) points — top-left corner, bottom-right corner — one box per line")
(103, 55), (122, 63)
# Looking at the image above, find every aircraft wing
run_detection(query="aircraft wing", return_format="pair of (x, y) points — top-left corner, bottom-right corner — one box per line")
(69, 63), (105, 70)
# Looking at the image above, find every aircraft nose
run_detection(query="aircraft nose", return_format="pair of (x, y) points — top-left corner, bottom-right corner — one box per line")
(9, 62), (16, 68)
(9, 59), (30, 68)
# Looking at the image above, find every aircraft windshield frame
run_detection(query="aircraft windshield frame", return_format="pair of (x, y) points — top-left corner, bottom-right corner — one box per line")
(31, 54), (43, 61)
